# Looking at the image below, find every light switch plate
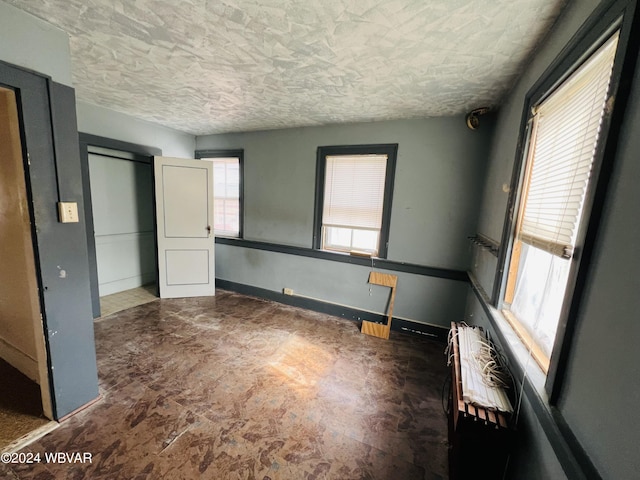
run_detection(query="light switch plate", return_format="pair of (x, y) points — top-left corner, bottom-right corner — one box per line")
(58, 202), (79, 223)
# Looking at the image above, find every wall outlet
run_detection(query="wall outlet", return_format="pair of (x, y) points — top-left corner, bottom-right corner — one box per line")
(58, 202), (79, 223)
(283, 288), (294, 295)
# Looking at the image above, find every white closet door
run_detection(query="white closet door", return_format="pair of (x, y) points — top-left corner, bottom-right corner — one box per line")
(154, 156), (215, 298)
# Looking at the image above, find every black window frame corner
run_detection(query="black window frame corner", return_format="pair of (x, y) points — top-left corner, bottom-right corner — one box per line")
(194, 148), (245, 239)
(313, 143), (398, 259)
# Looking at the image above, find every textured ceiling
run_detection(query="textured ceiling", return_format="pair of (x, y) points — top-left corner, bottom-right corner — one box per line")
(8, 0), (566, 135)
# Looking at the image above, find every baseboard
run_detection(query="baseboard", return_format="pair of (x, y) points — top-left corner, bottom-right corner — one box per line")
(216, 279), (449, 343)
(98, 273), (155, 296)
(0, 337), (39, 383)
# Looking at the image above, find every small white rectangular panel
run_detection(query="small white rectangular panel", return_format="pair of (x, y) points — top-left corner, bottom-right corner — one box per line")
(58, 202), (79, 223)
(166, 249), (209, 285)
(163, 165), (209, 238)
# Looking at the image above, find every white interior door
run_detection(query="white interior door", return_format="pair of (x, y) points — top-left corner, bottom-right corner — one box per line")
(154, 156), (215, 298)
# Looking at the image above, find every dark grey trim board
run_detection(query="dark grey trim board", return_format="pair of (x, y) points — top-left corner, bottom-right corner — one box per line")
(79, 133), (161, 158)
(468, 273), (600, 480)
(0, 59), (51, 83)
(216, 279), (449, 343)
(215, 237), (468, 282)
(78, 141), (100, 318)
(48, 82), (100, 419)
(195, 148), (244, 158)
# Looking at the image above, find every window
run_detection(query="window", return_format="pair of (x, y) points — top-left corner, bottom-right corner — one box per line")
(195, 149), (243, 237)
(314, 145), (397, 258)
(502, 32), (620, 372)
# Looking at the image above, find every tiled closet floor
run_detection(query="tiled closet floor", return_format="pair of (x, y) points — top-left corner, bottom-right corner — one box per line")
(98, 284), (158, 318)
(4, 290), (449, 479)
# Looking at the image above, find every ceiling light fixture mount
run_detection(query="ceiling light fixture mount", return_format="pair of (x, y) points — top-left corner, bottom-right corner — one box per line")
(466, 107), (491, 130)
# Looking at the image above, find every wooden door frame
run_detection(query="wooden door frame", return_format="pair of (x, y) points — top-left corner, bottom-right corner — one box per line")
(0, 85), (54, 420)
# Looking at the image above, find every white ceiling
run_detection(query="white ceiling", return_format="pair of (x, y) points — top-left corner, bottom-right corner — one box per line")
(8, 0), (566, 135)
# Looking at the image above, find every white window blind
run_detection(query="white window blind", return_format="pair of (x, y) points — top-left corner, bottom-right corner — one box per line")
(322, 154), (387, 230)
(519, 32), (619, 258)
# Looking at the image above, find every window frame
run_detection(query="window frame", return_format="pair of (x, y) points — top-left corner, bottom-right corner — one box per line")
(503, 31), (621, 373)
(494, 0), (639, 402)
(195, 149), (244, 239)
(313, 144), (398, 259)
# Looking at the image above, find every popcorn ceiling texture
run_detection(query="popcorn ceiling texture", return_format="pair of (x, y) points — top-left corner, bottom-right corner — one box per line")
(9, 0), (566, 135)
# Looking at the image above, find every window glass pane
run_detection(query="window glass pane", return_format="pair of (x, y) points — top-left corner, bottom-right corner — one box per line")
(207, 156), (240, 237)
(224, 199), (240, 234)
(213, 164), (227, 196)
(325, 226), (352, 250)
(352, 229), (378, 252)
(323, 226), (379, 254)
(510, 243), (572, 357)
(227, 164), (240, 198)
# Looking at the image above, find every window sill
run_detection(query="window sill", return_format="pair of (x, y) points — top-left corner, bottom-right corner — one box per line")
(468, 273), (550, 407)
(320, 248), (379, 259)
(486, 302), (549, 402)
(468, 272), (591, 479)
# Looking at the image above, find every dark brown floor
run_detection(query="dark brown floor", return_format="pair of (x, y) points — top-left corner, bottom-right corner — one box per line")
(4, 290), (449, 479)
(0, 359), (49, 450)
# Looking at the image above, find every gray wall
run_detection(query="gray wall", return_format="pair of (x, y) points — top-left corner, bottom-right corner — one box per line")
(198, 117), (494, 328)
(0, 1), (73, 86)
(466, 0), (640, 478)
(88, 153), (155, 295)
(77, 102), (195, 159)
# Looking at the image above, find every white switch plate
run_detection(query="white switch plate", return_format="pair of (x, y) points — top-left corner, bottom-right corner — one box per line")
(58, 202), (79, 223)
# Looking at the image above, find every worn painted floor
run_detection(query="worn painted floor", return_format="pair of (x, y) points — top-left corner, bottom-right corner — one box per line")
(4, 290), (449, 479)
